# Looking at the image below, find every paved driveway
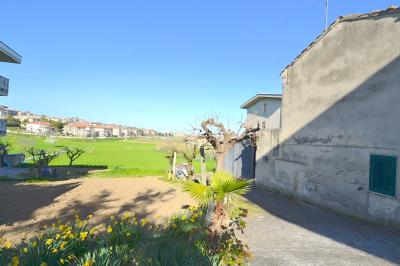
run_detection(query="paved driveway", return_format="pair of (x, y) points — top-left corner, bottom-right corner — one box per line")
(243, 187), (400, 266)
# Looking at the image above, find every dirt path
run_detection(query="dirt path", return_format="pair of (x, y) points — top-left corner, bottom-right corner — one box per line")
(0, 177), (193, 242)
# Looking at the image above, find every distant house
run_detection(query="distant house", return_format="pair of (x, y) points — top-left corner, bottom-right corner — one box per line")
(240, 94), (281, 130)
(111, 126), (122, 137)
(223, 94), (282, 179)
(26, 121), (52, 135)
(93, 124), (112, 138)
(253, 7), (400, 227)
(64, 122), (94, 137)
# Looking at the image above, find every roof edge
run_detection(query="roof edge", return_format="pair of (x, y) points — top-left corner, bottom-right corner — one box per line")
(0, 41), (22, 64)
(241, 93), (282, 109)
(281, 6), (400, 74)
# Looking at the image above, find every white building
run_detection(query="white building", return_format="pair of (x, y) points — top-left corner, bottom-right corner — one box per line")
(63, 122), (94, 137)
(26, 121), (52, 135)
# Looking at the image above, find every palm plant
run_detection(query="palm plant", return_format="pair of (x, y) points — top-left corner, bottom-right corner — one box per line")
(184, 172), (252, 236)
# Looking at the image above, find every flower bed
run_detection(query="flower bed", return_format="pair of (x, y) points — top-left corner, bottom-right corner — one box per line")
(0, 207), (250, 265)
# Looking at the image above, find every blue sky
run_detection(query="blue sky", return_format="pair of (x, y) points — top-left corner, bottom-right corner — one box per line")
(0, 0), (398, 131)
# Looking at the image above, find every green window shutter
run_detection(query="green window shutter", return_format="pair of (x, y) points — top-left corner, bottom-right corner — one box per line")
(369, 154), (397, 197)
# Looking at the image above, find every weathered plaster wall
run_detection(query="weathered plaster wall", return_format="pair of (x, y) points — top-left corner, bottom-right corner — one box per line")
(247, 98), (281, 129)
(256, 13), (400, 227)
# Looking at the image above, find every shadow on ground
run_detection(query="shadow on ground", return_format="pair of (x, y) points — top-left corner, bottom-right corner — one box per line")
(0, 178), (184, 242)
(244, 186), (400, 264)
(0, 181), (82, 225)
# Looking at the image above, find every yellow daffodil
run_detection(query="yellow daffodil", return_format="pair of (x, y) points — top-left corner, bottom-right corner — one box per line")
(89, 228), (96, 235)
(68, 254), (75, 260)
(122, 212), (131, 220)
(87, 214), (93, 220)
(83, 259), (94, 266)
(110, 215), (115, 221)
(4, 240), (12, 249)
(52, 248), (58, 253)
(107, 225), (113, 233)
(77, 221), (84, 228)
(12, 256), (19, 266)
(56, 233), (61, 240)
(32, 241), (37, 247)
(60, 241), (67, 250)
(80, 232), (88, 241)
(126, 232), (131, 237)
(45, 239), (53, 246)
(141, 218), (150, 226)
(60, 259), (65, 264)
(22, 247), (28, 253)
(40, 263), (47, 266)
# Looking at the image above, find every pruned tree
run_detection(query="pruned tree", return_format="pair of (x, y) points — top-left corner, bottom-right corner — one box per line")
(27, 147), (59, 177)
(196, 117), (259, 172)
(182, 144), (198, 176)
(63, 147), (85, 166)
(0, 142), (10, 167)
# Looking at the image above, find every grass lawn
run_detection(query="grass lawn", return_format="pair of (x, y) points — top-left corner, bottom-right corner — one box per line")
(3, 133), (216, 177)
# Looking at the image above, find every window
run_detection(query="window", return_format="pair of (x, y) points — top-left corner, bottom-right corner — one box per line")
(369, 154), (397, 197)
(263, 103), (267, 113)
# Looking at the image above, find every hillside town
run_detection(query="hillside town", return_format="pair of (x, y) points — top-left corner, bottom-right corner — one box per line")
(0, 105), (179, 138)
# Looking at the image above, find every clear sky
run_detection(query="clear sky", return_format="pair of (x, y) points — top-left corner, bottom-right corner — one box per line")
(0, 0), (398, 132)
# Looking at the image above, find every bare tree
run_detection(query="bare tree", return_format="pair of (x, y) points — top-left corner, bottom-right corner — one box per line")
(197, 117), (259, 172)
(27, 148), (59, 177)
(182, 144), (198, 176)
(63, 147), (85, 166)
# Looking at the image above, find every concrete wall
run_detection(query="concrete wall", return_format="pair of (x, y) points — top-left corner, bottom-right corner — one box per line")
(256, 12), (400, 227)
(247, 98), (281, 129)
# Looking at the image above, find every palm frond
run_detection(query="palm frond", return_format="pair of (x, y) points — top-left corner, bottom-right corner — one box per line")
(211, 172), (252, 205)
(183, 182), (214, 206)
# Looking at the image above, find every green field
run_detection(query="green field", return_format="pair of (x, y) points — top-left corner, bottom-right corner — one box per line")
(2, 133), (216, 177)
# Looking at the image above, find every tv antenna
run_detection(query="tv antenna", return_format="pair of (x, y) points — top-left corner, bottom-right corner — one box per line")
(325, 0), (329, 29)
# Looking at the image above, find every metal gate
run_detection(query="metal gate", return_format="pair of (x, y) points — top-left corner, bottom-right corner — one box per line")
(223, 139), (255, 179)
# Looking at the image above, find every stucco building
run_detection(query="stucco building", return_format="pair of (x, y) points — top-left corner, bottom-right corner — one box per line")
(254, 7), (400, 227)
(241, 94), (281, 130)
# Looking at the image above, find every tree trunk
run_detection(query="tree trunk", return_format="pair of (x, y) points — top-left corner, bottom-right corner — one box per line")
(215, 153), (225, 172)
(187, 161), (194, 176)
(209, 202), (227, 238)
